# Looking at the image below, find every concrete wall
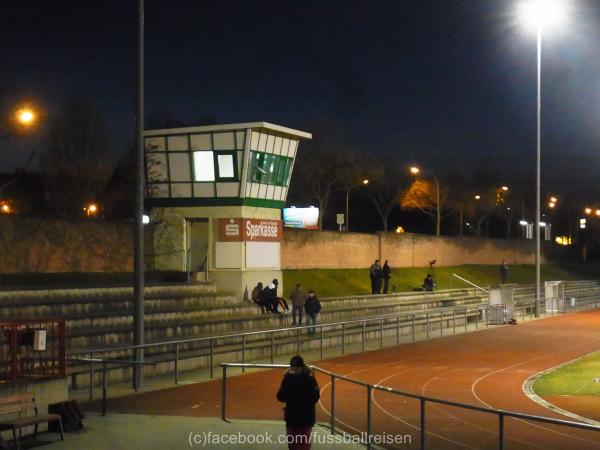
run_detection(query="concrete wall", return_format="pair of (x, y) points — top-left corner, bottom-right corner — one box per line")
(281, 229), (556, 269)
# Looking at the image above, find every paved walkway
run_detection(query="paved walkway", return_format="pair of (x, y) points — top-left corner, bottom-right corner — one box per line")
(35, 414), (364, 450)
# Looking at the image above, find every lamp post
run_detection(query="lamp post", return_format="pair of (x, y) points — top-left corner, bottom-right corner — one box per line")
(345, 179), (369, 232)
(518, 0), (566, 317)
(410, 166), (441, 236)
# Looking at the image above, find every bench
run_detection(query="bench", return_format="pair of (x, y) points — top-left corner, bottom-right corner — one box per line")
(0, 394), (63, 450)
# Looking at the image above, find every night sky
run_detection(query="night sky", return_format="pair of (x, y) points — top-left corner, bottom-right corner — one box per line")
(2, 0), (600, 201)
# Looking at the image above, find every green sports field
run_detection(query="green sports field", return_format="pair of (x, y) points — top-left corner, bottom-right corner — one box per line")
(533, 352), (600, 397)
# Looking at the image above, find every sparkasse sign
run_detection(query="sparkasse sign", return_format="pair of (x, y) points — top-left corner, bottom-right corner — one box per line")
(218, 218), (282, 242)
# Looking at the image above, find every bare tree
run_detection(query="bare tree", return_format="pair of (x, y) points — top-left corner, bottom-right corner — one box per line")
(41, 98), (114, 215)
(362, 158), (405, 232)
(291, 124), (353, 230)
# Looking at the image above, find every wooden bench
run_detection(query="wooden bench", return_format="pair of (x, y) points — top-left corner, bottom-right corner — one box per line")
(0, 394), (63, 450)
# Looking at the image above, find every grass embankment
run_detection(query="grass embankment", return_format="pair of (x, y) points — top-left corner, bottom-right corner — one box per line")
(282, 263), (600, 298)
(533, 352), (600, 397)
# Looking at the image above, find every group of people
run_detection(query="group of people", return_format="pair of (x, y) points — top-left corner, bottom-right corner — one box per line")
(251, 279), (289, 314)
(251, 281), (322, 334)
(369, 259), (392, 294)
(289, 284), (322, 335)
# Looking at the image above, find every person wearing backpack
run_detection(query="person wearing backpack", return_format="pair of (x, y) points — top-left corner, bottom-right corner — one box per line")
(304, 291), (321, 336)
(276, 355), (320, 450)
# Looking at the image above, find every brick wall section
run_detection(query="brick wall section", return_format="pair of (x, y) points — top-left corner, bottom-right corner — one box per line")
(0, 217), (133, 273)
(281, 229), (562, 269)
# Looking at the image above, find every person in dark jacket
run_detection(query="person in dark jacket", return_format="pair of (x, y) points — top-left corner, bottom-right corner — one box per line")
(276, 355), (320, 450)
(262, 282), (279, 313)
(252, 282), (266, 314)
(423, 274), (435, 291)
(304, 291), (321, 336)
(289, 284), (307, 326)
(382, 260), (392, 294)
(500, 260), (509, 284)
(369, 259), (382, 294)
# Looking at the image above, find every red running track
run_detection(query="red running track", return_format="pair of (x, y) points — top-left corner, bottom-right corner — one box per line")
(95, 310), (600, 449)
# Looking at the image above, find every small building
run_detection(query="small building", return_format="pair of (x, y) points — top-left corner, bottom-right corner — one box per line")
(144, 122), (311, 299)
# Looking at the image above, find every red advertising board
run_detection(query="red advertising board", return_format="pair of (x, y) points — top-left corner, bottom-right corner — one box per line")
(217, 218), (282, 242)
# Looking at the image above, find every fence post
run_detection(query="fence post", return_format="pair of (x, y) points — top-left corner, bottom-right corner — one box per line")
(380, 319), (384, 349)
(320, 326), (324, 360)
(101, 362), (107, 417)
(396, 316), (400, 344)
(362, 321), (366, 352)
(296, 328), (301, 354)
(498, 413), (504, 450)
(221, 365), (227, 421)
(89, 353), (94, 400)
(366, 385), (373, 450)
(330, 375), (336, 435)
(342, 323), (346, 355)
(242, 335), (246, 373)
(270, 332), (274, 364)
(174, 343), (179, 385)
(210, 339), (214, 379)
(476, 308), (479, 329)
(464, 308), (468, 332)
(426, 313), (430, 338)
(452, 310), (456, 334)
(412, 315), (415, 342)
(440, 312), (443, 337)
(420, 398), (426, 450)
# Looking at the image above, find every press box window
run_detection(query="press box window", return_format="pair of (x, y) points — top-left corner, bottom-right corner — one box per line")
(193, 151), (215, 181)
(249, 151), (292, 186)
(216, 152), (236, 180)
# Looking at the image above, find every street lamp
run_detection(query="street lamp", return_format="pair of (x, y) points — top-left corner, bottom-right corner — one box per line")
(345, 178), (369, 232)
(518, 0), (567, 317)
(410, 165), (441, 236)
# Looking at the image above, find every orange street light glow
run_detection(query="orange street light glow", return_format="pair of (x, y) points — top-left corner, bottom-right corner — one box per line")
(585, 208), (592, 215)
(15, 107), (36, 126)
(501, 186), (509, 191)
(410, 166), (420, 175)
(362, 179), (369, 185)
(474, 195), (481, 200)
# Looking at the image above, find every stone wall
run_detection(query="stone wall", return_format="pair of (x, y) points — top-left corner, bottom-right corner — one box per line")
(0, 216), (133, 273)
(0, 217), (568, 273)
(281, 229), (561, 269)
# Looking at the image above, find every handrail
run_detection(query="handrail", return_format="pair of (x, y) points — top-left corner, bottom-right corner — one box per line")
(452, 273), (489, 293)
(69, 301), (488, 356)
(220, 362), (600, 450)
(70, 357), (155, 416)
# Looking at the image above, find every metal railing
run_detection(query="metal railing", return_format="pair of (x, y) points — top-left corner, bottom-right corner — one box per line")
(1, 319), (66, 387)
(68, 292), (600, 401)
(220, 362), (600, 450)
(69, 302), (490, 395)
(68, 357), (155, 415)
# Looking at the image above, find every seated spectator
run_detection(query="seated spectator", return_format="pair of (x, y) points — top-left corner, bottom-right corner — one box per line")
(262, 282), (280, 313)
(423, 274), (435, 292)
(252, 282), (266, 314)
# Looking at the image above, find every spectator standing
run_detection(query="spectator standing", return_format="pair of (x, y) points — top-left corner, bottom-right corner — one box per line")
(290, 284), (307, 326)
(276, 355), (320, 450)
(304, 291), (321, 336)
(382, 260), (392, 294)
(369, 259), (382, 294)
(500, 260), (509, 284)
